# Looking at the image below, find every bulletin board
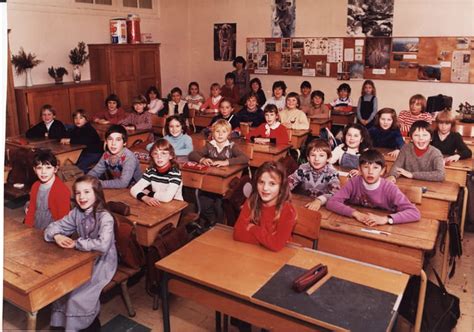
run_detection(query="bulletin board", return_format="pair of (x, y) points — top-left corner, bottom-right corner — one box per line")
(246, 36), (474, 84)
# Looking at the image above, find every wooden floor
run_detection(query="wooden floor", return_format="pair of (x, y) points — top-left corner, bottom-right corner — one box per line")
(2, 205), (473, 332)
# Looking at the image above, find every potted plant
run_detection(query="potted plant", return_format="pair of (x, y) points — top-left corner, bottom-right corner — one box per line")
(48, 66), (69, 84)
(69, 41), (89, 83)
(11, 47), (42, 87)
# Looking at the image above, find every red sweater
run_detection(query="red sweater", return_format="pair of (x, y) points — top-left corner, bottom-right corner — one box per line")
(248, 123), (289, 145)
(25, 176), (71, 227)
(233, 200), (296, 252)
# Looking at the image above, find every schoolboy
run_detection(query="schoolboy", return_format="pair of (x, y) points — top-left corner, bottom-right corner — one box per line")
(327, 149), (421, 226)
(88, 124), (142, 188)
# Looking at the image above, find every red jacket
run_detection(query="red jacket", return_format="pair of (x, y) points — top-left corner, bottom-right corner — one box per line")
(248, 123), (290, 145)
(25, 176), (71, 227)
(233, 200), (296, 252)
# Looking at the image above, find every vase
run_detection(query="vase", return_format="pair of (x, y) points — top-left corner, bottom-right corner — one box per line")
(72, 65), (81, 83)
(54, 77), (63, 84)
(25, 68), (33, 87)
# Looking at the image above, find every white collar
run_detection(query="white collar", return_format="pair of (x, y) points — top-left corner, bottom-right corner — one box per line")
(362, 178), (381, 190)
(210, 139), (231, 153)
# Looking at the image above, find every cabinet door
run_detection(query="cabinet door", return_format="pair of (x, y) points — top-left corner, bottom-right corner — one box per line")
(26, 89), (71, 127)
(69, 84), (108, 117)
(110, 49), (137, 109)
(137, 47), (161, 96)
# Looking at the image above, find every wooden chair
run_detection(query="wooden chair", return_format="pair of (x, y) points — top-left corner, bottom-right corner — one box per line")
(238, 143), (254, 176)
(397, 184), (423, 205)
(292, 206), (322, 250)
(188, 108), (197, 133)
(102, 215), (143, 317)
(152, 115), (166, 136)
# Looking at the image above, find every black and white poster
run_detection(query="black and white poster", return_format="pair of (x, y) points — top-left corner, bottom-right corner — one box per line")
(347, 0), (394, 37)
(271, 0), (296, 38)
(214, 23), (236, 61)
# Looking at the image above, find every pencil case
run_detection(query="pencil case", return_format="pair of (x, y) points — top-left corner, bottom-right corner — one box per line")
(181, 162), (209, 171)
(292, 263), (328, 293)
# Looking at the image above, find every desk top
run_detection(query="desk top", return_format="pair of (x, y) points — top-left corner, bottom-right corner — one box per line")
(180, 163), (247, 178)
(157, 226), (409, 330)
(4, 219), (97, 295)
(105, 190), (187, 228)
(6, 135), (55, 147)
(309, 118), (331, 124)
(291, 194), (438, 251)
(195, 112), (217, 118)
(6, 138), (85, 153)
(395, 177), (459, 202)
(289, 129), (311, 137)
(234, 139), (291, 155)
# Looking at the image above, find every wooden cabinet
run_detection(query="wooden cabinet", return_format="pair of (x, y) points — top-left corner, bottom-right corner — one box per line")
(14, 81), (108, 134)
(88, 43), (161, 110)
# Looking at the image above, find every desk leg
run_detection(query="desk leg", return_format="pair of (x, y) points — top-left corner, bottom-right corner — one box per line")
(414, 270), (427, 332)
(215, 312), (222, 332)
(195, 189), (201, 215)
(160, 272), (171, 332)
(441, 228), (450, 283)
(27, 311), (37, 331)
(461, 187), (468, 240)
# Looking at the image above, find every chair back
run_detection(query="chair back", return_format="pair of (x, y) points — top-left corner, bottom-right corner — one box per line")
(397, 184), (423, 205)
(152, 116), (166, 136)
(292, 205), (321, 250)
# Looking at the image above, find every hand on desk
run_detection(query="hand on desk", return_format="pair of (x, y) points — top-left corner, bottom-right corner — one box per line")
(60, 138), (71, 145)
(54, 234), (76, 249)
(212, 160), (230, 167)
(395, 168), (413, 179)
(352, 211), (389, 226)
(305, 199), (322, 211)
(444, 154), (460, 164)
(142, 196), (161, 207)
(386, 149), (400, 158)
(348, 169), (360, 178)
(95, 119), (110, 125)
(386, 175), (397, 183)
(254, 137), (270, 145)
(200, 158), (214, 166)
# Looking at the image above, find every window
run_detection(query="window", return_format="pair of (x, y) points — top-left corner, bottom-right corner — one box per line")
(76, 0), (112, 4)
(123, 0), (152, 9)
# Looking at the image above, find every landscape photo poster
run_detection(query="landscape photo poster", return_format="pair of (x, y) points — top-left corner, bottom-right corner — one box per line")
(271, 0), (296, 38)
(214, 23), (236, 61)
(347, 0), (394, 37)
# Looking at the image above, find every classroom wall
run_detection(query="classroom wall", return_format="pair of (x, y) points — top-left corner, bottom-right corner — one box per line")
(7, 0), (192, 98)
(185, 0), (474, 112)
(7, 0), (474, 112)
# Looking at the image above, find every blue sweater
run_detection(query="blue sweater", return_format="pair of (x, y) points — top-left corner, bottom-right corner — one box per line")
(164, 134), (194, 156)
(369, 126), (405, 150)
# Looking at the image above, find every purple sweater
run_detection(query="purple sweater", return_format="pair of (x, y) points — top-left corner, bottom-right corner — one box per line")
(326, 176), (420, 224)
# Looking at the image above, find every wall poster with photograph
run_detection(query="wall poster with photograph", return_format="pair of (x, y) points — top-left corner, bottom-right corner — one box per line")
(271, 0), (296, 37)
(418, 65), (441, 81)
(392, 38), (419, 53)
(214, 23), (236, 61)
(365, 37), (391, 69)
(347, 0), (394, 37)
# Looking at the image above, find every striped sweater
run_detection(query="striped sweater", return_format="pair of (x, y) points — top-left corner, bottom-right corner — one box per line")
(398, 111), (433, 136)
(130, 165), (183, 202)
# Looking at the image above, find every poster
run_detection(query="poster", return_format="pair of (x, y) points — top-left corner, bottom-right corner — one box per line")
(327, 38), (344, 63)
(214, 23), (236, 61)
(365, 37), (391, 69)
(418, 65), (441, 81)
(451, 50), (470, 83)
(304, 38), (328, 55)
(271, 0), (296, 38)
(392, 38), (419, 52)
(347, 0), (394, 37)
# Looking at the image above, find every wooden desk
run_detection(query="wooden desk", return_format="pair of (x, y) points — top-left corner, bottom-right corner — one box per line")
(234, 140), (290, 168)
(331, 111), (355, 126)
(193, 112), (215, 128)
(288, 129), (310, 149)
(309, 118), (332, 136)
(157, 226), (409, 332)
(456, 121), (474, 138)
(181, 163), (246, 195)
(5, 139), (85, 166)
(4, 219), (97, 330)
(292, 194), (439, 276)
(92, 123), (151, 146)
(107, 190), (188, 246)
